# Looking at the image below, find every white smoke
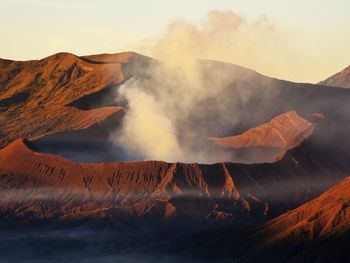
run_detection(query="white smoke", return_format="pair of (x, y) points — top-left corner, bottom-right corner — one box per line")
(116, 79), (184, 162)
(112, 10), (285, 162)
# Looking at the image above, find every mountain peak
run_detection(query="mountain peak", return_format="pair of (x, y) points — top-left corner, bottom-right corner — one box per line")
(319, 65), (350, 88)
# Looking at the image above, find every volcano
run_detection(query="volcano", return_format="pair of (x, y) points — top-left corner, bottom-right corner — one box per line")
(1, 52), (350, 262)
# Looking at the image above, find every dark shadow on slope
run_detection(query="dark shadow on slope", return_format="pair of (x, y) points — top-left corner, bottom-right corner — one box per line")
(67, 83), (125, 110)
(28, 110), (136, 163)
(0, 92), (29, 107)
(168, 214), (350, 263)
(68, 54), (154, 111)
(79, 56), (120, 65)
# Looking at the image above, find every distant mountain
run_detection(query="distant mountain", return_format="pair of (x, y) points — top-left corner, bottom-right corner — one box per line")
(2, 52), (350, 164)
(208, 111), (314, 162)
(319, 65), (350, 88)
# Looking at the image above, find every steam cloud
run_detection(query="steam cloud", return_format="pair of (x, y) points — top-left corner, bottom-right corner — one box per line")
(116, 80), (184, 162)
(112, 10), (284, 162)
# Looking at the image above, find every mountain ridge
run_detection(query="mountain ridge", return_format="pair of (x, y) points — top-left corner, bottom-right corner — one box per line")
(319, 65), (350, 88)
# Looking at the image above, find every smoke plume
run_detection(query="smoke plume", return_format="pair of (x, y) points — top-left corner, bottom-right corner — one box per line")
(112, 10), (285, 162)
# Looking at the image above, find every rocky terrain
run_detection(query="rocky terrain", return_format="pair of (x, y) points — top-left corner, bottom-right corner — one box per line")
(176, 175), (350, 263)
(1, 52), (350, 262)
(0, 139), (262, 223)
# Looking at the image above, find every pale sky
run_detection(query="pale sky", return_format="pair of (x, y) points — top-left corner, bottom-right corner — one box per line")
(1, 0), (350, 83)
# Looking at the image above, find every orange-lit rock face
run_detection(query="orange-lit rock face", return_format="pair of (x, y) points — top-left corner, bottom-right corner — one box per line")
(0, 52), (134, 147)
(177, 175), (350, 263)
(0, 139), (267, 222)
(2, 51), (350, 165)
(320, 65), (350, 88)
(1, 136), (350, 224)
(2, 51), (350, 231)
(229, 176), (350, 262)
(260, 176), (350, 242)
(208, 111), (314, 162)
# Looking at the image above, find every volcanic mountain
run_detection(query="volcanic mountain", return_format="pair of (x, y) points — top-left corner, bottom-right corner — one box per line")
(3, 52), (350, 164)
(2, 52), (350, 262)
(1, 51), (350, 216)
(319, 65), (350, 88)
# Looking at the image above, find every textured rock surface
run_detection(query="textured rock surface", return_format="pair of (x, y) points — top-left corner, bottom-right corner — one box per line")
(1, 52), (350, 262)
(238, 175), (350, 263)
(171, 175), (350, 262)
(0, 52), (135, 147)
(1, 135), (350, 226)
(0, 139), (267, 223)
